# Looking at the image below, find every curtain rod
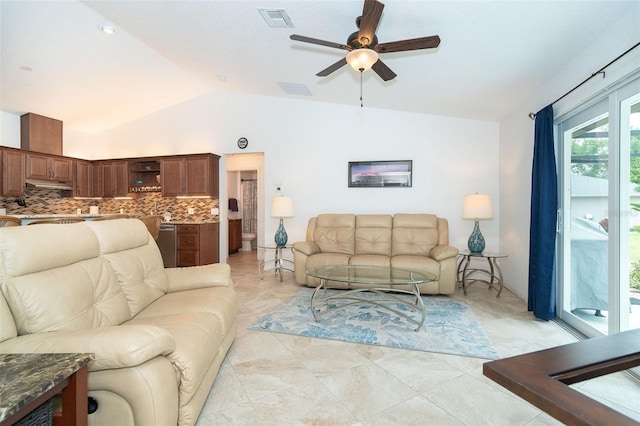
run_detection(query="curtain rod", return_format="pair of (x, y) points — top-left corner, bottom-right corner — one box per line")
(529, 41), (640, 120)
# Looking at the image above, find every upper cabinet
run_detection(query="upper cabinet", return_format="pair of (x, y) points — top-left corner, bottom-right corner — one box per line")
(25, 152), (73, 182)
(100, 160), (129, 198)
(0, 147), (219, 199)
(161, 154), (219, 197)
(73, 159), (91, 198)
(20, 113), (63, 155)
(90, 162), (104, 197)
(0, 148), (25, 197)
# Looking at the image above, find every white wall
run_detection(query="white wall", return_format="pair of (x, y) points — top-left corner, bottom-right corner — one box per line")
(63, 91), (499, 260)
(499, 6), (640, 302)
(1, 111), (20, 147)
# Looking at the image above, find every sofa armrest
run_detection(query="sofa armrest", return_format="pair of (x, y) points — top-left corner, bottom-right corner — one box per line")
(430, 245), (459, 261)
(164, 263), (232, 293)
(293, 241), (320, 256)
(0, 325), (175, 372)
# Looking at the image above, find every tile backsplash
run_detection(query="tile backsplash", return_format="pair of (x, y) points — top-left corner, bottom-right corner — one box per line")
(0, 188), (219, 222)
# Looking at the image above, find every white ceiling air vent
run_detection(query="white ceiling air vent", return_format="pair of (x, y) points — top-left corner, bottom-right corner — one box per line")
(258, 8), (294, 28)
(277, 82), (312, 97)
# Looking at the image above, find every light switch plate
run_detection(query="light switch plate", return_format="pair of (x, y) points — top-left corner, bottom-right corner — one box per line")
(211, 208), (219, 215)
(188, 208), (195, 215)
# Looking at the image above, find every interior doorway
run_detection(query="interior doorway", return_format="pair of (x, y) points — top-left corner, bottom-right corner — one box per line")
(225, 153), (265, 260)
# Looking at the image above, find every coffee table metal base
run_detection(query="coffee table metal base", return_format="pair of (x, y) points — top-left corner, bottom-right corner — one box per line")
(310, 280), (425, 331)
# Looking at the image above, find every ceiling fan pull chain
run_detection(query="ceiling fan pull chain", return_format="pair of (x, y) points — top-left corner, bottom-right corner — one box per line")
(360, 69), (364, 107)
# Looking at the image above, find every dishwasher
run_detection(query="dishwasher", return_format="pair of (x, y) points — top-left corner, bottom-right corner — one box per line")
(157, 223), (177, 267)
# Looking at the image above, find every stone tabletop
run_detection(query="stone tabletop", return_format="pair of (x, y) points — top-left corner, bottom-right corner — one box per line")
(0, 353), (94, 422)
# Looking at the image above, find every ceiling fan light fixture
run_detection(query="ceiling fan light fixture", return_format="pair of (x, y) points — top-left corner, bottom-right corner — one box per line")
(346, 48), (379, 72)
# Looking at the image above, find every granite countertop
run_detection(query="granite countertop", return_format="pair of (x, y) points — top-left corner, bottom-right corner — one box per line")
(11, 213), (135, 219)
(0, 353), (94, 422)
(161, 220), (219, 224)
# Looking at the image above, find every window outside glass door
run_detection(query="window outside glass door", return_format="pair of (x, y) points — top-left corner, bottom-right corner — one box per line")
(558, 76), (640, 337)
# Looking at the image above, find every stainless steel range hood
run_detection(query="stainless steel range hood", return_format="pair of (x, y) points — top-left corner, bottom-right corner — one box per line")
(25, 179), (73, 191)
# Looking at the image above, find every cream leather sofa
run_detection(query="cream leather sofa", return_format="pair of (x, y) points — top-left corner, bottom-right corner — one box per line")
(293, 214), (459, 294)
(0, 219), (238, 426)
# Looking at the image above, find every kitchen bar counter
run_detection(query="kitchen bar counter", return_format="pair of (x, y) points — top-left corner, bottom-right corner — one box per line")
(12, 214), (138, 219)
(9, 214), (219, 225)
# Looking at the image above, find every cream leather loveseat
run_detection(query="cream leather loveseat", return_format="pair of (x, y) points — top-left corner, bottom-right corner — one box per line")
(293, 214), (459, 294)
(0, 219), (238, 426)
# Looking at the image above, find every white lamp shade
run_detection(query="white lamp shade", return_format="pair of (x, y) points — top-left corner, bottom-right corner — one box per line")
(270, 196), (294, 218)
(462, 194), (493, 220)
(346, 48), (379, 72)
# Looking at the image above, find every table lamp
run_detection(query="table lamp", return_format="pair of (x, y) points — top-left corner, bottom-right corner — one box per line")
(462, 193), (493, 253)
(270, 196), (294, 246)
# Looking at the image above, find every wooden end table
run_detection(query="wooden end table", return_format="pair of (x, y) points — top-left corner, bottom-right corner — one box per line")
(0, 353), (93, 426)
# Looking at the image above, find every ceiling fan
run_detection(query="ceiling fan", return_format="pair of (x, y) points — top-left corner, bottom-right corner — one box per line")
(290, 0), (441, 81)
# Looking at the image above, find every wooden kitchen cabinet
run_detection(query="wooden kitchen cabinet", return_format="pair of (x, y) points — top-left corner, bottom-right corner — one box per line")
(20, 113), (63, 155)
(229, 219), (242, 253)
(176, 223), (219, 266)
(160, 154), (219, 197)
(101, 160), (128, 197)
(25, 152), (73, 181)
(0, 148), (25, 197)
(73, 160), (91, 197)
(90, 162), (103, 197)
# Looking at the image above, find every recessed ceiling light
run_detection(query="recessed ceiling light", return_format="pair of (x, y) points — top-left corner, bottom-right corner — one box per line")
(217, 74), (227, 82)
(100, 23), (116, 35)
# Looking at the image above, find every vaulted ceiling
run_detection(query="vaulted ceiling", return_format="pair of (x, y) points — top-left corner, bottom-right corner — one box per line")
(1, 1), (637, 134)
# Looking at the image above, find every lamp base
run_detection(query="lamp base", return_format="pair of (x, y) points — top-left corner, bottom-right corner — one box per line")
(467, 220), (485, 253)
(274, 218), (288, 246)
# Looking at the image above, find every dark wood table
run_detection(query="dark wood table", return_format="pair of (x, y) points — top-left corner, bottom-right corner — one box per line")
(0, 353), (93, 426)
(483, 329), (640, 425)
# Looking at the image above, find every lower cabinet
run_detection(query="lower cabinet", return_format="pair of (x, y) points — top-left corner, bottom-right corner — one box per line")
(176, 223), (219, 266)
(228, 219), (242, 253)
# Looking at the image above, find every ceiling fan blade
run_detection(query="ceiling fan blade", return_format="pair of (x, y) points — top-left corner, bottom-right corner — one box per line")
(358, 0), (384, 47)
(317, 58), (348, 77)
(371, 59), (397, 81)
(290, 34), (350, 51)
(375, 35), (441, 53)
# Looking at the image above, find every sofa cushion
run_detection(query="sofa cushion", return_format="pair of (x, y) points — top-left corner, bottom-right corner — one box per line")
(306, 252), (351, 271)
(391, 255), (441, 278)
(392, 214), (439, 257)
(85, 219), (169, 317)
(0, 294), (16, 342)
(0, 224), (130, 334)
(314, 214), (355, 255)
(349, 254), (391, 268)
(355, 214), (392, 256)
(133, 287), (239, 335)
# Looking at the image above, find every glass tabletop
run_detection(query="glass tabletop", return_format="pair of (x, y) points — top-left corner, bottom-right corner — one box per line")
(307, 264), (434, 286)
(459, 250), (508, 259)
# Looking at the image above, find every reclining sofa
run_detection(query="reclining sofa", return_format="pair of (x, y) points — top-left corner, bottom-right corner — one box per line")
(0, 219), (238, 426)
(293, 213), (459, 294)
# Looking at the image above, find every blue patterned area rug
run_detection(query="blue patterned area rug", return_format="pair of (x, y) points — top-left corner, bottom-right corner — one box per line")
(249, 288), (500, 360)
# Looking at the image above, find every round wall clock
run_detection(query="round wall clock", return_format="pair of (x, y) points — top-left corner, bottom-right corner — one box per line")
(237, 137), (248, 149)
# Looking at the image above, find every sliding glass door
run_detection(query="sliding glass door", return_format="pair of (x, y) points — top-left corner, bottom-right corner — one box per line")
(557, 76), (640, 337)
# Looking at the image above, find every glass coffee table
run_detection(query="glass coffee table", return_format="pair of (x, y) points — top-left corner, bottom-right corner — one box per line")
(306, 265), (435, 331)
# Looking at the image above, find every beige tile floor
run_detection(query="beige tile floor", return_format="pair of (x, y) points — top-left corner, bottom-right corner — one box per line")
(195, 250), (640, 425)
